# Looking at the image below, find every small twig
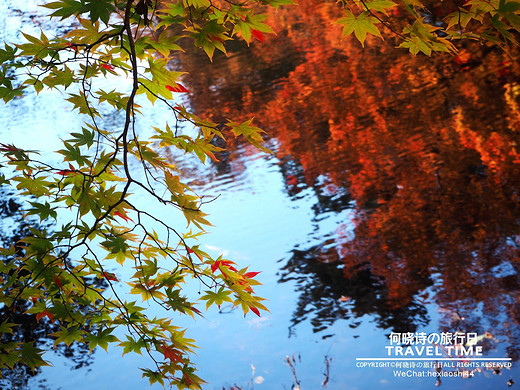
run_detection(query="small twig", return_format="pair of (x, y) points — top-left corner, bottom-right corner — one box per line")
(285, 355), (301, 389)
(322, 355), (332, 387)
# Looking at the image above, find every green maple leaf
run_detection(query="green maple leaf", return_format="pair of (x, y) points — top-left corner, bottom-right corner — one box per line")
(52, 326), (85, 347)
(20, 342), (50, 370)
(42, 0), (83, 20)
(445, 9), (476, 30)
(13, 176), (52, 197)
(120, 335), (146, 355)
(337, 11), (383, 46)
(227, 118), (271, 153)
(84, 327), (119, 352)
(141, 368), (166, 387)
(27, 201), (58, 222)
(68, 126), (95, 148)
(400, 20), (457, 55)
(364, 0), (397, 15)
(101, 235), (129, 254)
(199, 287), (233, 310)
(0, 321), (17, 335)
(44, 0), (114, 24)
(82, 0), (114, 24)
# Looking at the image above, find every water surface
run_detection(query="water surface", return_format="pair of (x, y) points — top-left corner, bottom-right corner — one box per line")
(0, 1), (519, 389)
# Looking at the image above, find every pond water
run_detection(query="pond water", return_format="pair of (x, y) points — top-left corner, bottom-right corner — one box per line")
(1, 1), (519, 389)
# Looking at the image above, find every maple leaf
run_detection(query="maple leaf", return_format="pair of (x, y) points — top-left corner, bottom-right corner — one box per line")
(364, 0), (398, 15)
(222, 261), (238, 272)
(244, 271), (261, 279)
(250, 306), (261, 317)
(200, 286), (233, 309)
(52, 326), (85, 347)
(161, 344), (183, 363)
(210, 259), (238, 273)
(238, 279), (254, 293)
(53, 275), (63, 289)
(101, 272), (118, 281)
(337, 11), (383, 46)
(36, 309), (54, 323)
(166, 84), (189, 93)
(227, 118), (270, 153)
(56, 163), (77, 176)
(65, 42), (78, 51)
(210, 261), (220, 273)
(113, 210), (134, 223)
(20, 342), (50, 370)
(208, 34), (224, 43)
(251, 29), (264, 44)
(101, 63), (115, 71)
(186, 247), (203, 261)
(183, 372), (193, 386)
(56, 169), (74, 175)
(0, 143), (18, 152)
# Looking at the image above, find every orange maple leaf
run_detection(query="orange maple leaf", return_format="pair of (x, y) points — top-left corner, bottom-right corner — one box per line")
(36, 309), (55, 323)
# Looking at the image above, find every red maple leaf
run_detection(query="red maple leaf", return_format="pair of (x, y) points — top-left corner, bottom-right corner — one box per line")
(56, 163), (77, 175)
(237, 279), (254, 293)
(186, 247), (203, 262)
(36, 309), (55, 323)
(161, 344), (183, 363)
(66, 42), (78, 52)
(208, 34), (224, 43)
(250, 306), (261, 317)
(100, 63), (114, 71)
(221, 260), (237, 271)
(53, 275), (63, 289)
(56, 169), (75, 176)
(244, 271), (261, 279)
(101, 272), (118, 281)
(166, 84), (189, 93)
(210, 261), (220, 273)
(0, 143), (18, 152)
(251, 29), (264, 44)
(210, 259), (238, 273)
(113, 210), (134, 223)
(183, 372), (193, 386)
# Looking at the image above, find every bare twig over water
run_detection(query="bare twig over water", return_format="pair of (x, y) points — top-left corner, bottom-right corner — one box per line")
(322, 355), (332, 387)
(286, 354), (302, 389)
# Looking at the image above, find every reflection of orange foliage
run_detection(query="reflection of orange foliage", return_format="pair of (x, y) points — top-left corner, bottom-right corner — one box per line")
(181, 0), (520, 338)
